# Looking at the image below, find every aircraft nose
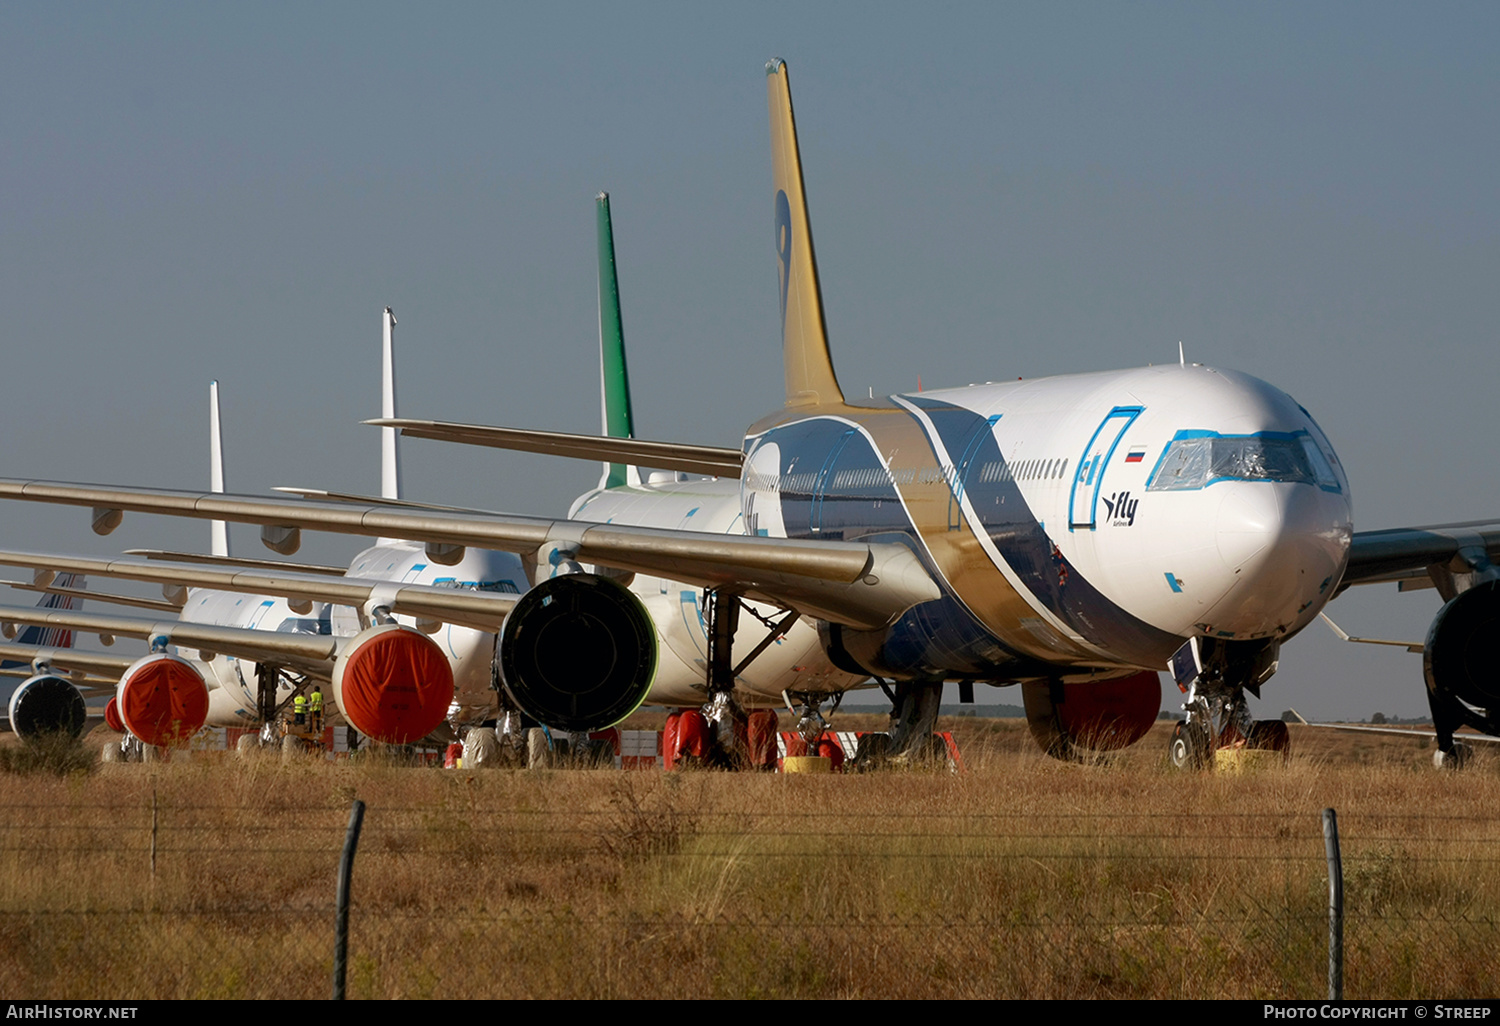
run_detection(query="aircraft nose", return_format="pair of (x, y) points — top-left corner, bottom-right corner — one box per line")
(1206, 484), (1351, 637)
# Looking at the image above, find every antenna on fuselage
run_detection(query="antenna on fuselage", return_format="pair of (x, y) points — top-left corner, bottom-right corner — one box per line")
(1178, 340), (1186, 367)
(209, 380), (230, 558)
(766, 59), (846, 410)
(596, 192), (641, 490)
(382, 307), (402, 502)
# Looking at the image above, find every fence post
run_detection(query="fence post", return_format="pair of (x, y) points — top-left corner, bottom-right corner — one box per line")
(333, 799), (366, 1001)
(1322, 807), (1343, 1000)
(150, 786), (158, 881)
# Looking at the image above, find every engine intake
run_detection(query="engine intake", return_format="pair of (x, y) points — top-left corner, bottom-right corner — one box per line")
(117, 654), (209, 747)
(331, 623), (454, 745)
(8, 674), (87, 742)
(1423, 579), (1500, 735)
(499, 573), (656, 733)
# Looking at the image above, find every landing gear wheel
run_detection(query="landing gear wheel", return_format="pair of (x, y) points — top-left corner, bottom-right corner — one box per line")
(1247, 719), (1291, 762)
(1168, 719), (1210, 770)
(1434, 740), (1472, 770)
(815, 734), (846, 772)
(671, 710), (709, 769)
(526, 727), (551, 770)
(746, 710), (780, 771)
(852, 731), (892, 771)
(919, 733), (950, 768)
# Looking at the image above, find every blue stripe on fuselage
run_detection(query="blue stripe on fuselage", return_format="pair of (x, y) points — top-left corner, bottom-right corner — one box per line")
(751, 416), (1030, 678)
(902, 395), (1178, 666)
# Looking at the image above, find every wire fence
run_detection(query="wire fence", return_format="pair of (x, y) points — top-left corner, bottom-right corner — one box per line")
(1, 787), (1496, 999)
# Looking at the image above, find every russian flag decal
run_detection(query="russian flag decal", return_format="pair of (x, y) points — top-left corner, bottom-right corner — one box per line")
(1125, 447), (1147, 463)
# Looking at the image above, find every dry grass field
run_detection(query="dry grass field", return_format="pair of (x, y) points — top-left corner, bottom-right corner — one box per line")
(0, 715), (1496, 999)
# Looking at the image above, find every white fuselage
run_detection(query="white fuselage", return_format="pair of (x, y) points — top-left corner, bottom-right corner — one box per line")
(736, 363), (1353, 681)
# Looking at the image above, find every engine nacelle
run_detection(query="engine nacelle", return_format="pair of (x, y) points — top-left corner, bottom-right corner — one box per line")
(8, 674), (87, 742)
(331, 623), (454, 745)
(117, 654), (210, 747)
(499, 573), (656, 733)
(1022, 671), (1162, 760)
(1424, 579), (1500, 735)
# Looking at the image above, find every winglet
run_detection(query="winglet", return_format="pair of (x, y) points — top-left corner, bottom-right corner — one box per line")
(596, 193), (641, 490)
(209, 381), (230, 558)
(766, 59), (845, 409)
(382, 307), (402, 502)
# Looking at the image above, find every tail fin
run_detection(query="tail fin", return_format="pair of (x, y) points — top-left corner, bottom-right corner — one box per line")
(596, 192), (641, 489)
(766, 59), (845, 409)
(4, 572), (83, 659)
(382, 306), (403, 501)
(209, 381), (230, 558)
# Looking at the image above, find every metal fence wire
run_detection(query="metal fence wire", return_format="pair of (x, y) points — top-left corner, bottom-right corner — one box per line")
(0, 788), (1495, 999)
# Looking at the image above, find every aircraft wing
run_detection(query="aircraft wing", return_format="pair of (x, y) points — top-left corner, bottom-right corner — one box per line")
(0, 602), (338, 679)
(5, 579), (187, 615)
(0, 479), (941, 629)
(0, 550), (520, 634)
(0, 642), (135, 685)
(1341, 520), (1500, 590)
(368, 418), (746, 479)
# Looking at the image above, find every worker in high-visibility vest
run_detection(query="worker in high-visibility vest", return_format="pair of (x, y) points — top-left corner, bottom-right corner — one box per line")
(308, 686), (324, 734)
(293, 692), (307, 727)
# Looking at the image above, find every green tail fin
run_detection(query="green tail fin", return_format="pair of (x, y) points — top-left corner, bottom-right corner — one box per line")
(596, 192), (638, 488)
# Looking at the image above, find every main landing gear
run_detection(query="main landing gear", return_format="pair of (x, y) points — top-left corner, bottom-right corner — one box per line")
(663, 590), (799, 771)
(1167, 637), (1289, 769)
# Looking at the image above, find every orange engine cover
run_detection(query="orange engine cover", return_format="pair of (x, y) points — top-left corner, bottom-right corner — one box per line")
(331, 624), (454, 745)
(116, 654), (209, 747)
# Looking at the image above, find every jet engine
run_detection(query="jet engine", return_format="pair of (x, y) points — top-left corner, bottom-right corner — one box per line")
(331, 623), (454, 745)
(7, 673), (87, 742)
(499, 573), (656, 733)
(1022, 671), (1162, 760)
(116, 653), (210, 747)
(1423, 579), (1500, 736)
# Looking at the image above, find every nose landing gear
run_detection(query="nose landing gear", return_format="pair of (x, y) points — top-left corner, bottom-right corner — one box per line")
(1167, 637), (1289, 769)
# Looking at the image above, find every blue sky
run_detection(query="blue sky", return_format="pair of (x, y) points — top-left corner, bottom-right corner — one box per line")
(2, 3), (1496, 718)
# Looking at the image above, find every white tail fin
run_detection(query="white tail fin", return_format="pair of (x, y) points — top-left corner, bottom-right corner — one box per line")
(382, 307), (402, 501)
(209, 381), (230, 558)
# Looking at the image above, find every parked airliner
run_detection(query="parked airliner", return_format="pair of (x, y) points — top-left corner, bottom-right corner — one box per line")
(0, 61), (1493, 768)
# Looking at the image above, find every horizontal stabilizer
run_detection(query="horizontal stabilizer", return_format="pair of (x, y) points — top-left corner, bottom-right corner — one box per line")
(1318, 613), (1424, 654)
(368, 418), (745, 479)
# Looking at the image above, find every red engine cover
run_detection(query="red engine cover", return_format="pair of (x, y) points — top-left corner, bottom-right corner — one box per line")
(104, 696), (124, 734)
(116, 654), (209, 747)
(1053, 670), (1162, 750)
(332, 624), (454, 745)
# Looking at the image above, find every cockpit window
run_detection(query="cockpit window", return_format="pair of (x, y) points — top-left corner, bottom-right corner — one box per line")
(1147, 433), (1340, 492)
